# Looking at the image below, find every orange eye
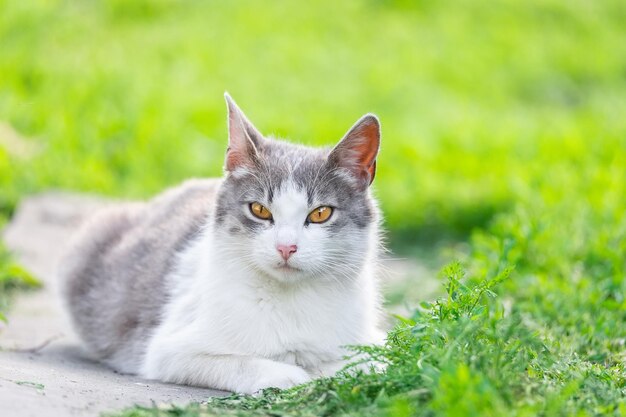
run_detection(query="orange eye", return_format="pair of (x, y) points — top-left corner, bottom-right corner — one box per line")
(307, 206), (333, 224)
(250, 202), (272, 220)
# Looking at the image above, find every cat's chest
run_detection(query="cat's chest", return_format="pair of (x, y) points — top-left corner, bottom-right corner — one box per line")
(204, 282), (365, 357)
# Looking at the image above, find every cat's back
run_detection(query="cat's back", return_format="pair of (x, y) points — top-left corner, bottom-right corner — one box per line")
(60, 178), (220, 372)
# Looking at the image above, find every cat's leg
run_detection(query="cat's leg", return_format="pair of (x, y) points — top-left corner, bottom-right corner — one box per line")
(317, 330), (387, 376)
(312, 360), (346, 377)
(312, 356), (386, 378)
(141, 343), (311, 394)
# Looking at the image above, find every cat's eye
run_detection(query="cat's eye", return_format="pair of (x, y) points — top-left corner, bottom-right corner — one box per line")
(250, 202), (272, 220)
(307, 206), (333, 224)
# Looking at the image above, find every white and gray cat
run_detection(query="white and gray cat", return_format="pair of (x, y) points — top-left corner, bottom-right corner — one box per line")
(59, 94), (384, 394)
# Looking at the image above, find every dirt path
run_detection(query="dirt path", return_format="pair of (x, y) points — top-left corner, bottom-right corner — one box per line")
(0, 193), (225, 417)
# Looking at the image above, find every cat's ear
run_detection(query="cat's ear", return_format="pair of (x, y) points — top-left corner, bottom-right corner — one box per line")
(224, 93), (264, 171)
(328, 114), (381, 189)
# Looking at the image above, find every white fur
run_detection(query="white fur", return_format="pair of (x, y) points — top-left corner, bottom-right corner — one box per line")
(140, 181), (383, 394)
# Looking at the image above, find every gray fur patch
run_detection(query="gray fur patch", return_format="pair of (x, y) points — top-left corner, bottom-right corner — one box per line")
(59, 179), (220, 370)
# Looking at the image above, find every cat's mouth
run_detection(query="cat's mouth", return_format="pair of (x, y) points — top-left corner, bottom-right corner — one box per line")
(275, 263), (302, 272)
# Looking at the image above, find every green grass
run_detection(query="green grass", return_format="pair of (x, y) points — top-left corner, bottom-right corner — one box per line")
(1, 0), (626, 415)
(0, 243), (39, 321)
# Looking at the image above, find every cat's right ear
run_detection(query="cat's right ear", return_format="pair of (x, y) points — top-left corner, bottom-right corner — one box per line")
(224, 93), (264, 172)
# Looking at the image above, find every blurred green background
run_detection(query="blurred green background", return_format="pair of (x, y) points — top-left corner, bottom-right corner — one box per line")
(2, 0), (624, 241)
(3, 1), (626, 414)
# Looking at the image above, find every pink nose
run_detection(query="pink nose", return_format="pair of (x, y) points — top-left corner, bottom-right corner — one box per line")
(276, 244), (297, 260)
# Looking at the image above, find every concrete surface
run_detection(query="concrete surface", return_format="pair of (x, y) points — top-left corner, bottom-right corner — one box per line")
(0, 193), (225, 417)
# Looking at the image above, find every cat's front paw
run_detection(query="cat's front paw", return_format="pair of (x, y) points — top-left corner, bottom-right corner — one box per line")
(246, 363), (311, 394)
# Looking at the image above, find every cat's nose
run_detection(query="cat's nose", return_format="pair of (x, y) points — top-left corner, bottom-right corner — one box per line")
(276, 244), (297, 260)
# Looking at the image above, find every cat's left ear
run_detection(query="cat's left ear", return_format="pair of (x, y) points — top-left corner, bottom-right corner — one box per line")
(328, 114), (381, 189)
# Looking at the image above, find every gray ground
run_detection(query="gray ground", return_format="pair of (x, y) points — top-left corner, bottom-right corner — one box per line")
(0, 192), (438, 417)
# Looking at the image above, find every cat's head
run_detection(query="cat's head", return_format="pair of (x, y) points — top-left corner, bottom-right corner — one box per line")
(213, 94), (381, 284)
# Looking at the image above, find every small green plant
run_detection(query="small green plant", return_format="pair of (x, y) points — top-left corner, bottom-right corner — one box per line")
(0, 244), (40, 321)
(15, 380), (45, 391)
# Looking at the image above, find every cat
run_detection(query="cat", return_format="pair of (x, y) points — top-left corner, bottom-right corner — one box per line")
(59, 94), (384, 394)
